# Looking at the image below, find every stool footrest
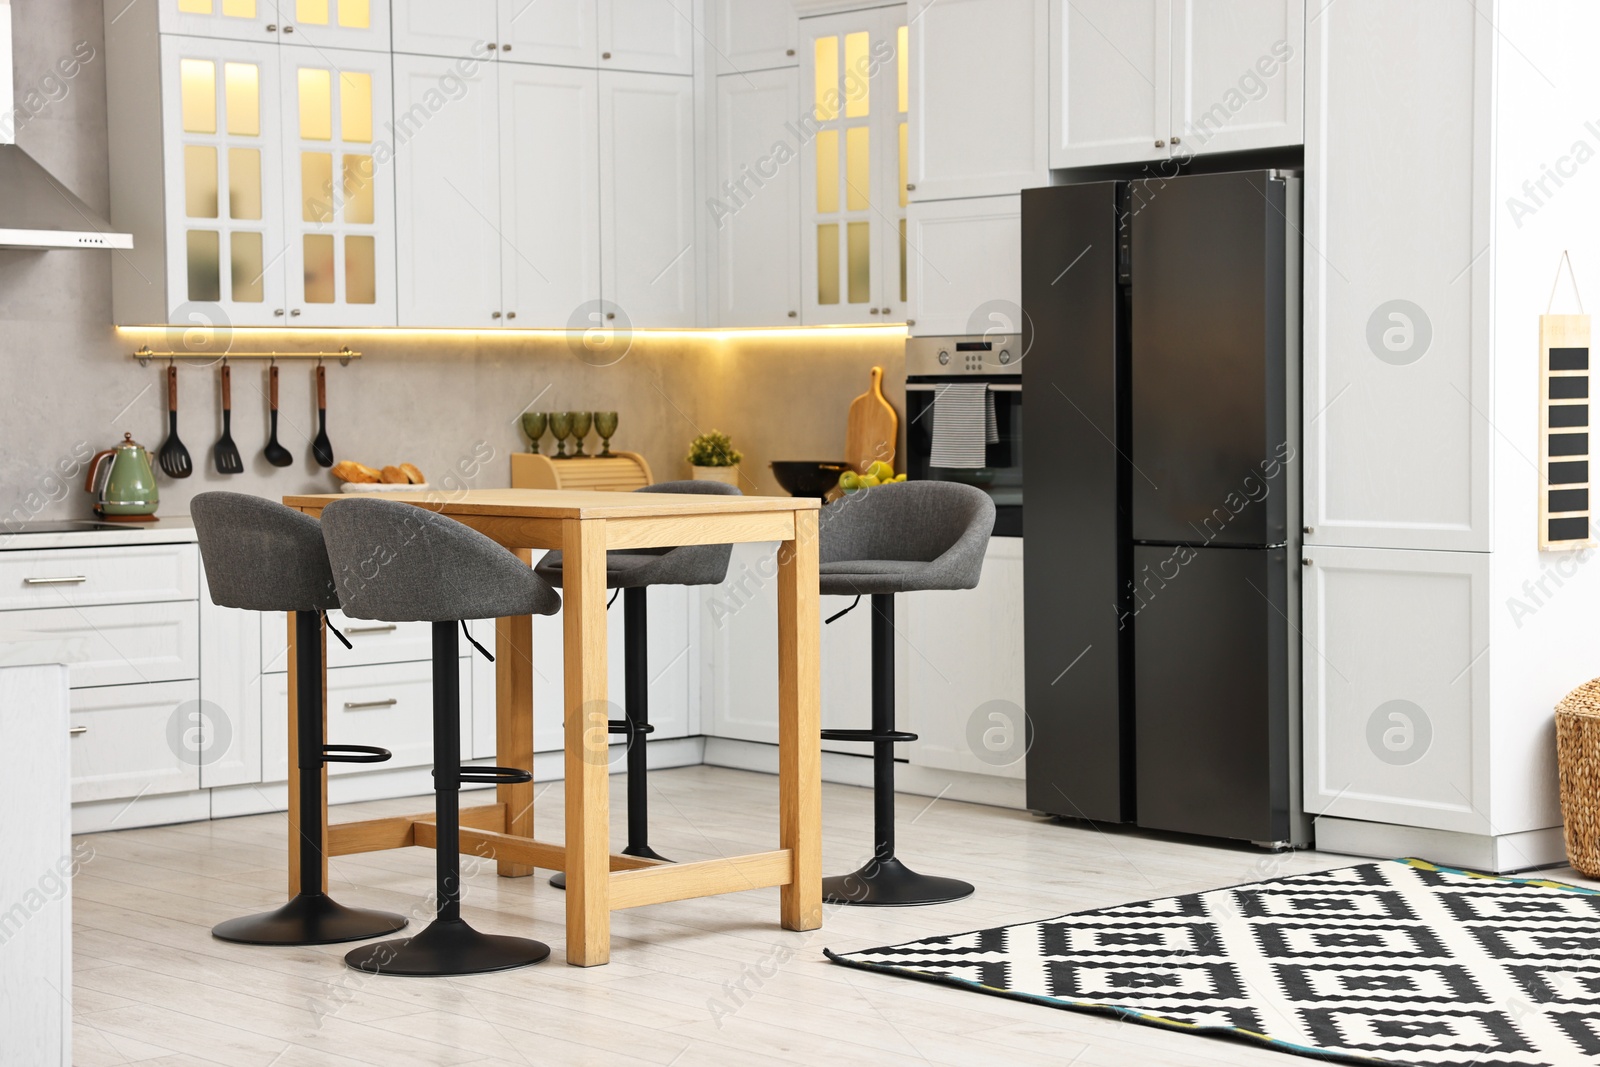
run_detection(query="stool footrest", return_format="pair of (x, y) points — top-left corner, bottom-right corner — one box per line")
(456, 766), (534, 785)
(322, 744), (392, 765)
(606, 719), (655, 737)
(820, 728), (918, 744)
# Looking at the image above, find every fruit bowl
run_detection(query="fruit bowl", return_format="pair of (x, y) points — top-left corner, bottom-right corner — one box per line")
(770, 461), (851, 500)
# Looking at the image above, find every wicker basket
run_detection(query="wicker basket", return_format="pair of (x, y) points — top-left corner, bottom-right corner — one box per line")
(1556, 679), (1600, 876)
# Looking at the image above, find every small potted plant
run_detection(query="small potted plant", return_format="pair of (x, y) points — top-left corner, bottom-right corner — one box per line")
(687, 430), (742, 485)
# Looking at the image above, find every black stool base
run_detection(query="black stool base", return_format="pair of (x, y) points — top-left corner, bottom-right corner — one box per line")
(549, 840), (673, 891)
(211, 892), (407, 946)
(344, 917), (550, 977)
(822, 857), (975, 907)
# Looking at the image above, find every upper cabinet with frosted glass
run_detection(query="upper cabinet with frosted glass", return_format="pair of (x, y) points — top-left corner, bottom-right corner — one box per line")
(799, 6), (909, 325)
(106, 4), (396, 327)
(156, 0), (391, 50)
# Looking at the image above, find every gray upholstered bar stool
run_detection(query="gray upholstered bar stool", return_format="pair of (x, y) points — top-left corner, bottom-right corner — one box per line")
(190, 492), (408, 945)
(319, 496), (561, 976)
(818, 481), (995, 906)
(537, 479), (741, 890)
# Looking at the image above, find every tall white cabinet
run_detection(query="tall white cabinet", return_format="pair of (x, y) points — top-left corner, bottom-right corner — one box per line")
(714, 67), (802, 326)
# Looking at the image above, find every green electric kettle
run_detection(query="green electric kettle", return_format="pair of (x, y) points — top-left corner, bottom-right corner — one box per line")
(85, 433), (160, 521)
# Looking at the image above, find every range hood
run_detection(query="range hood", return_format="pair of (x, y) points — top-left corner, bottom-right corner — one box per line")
(0, 0), (132, 250)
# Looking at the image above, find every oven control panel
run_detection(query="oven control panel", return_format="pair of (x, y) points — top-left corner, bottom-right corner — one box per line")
(905, 335), (1022, 378)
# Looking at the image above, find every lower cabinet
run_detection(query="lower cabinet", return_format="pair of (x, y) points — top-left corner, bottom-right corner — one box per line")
(906, 196), (1021, 337)
(70, 680), (201, 803)
(1302, 545), (1491, 835)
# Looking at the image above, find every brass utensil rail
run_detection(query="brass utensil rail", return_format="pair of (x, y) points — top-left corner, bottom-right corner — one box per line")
(133, 345), (361, 367)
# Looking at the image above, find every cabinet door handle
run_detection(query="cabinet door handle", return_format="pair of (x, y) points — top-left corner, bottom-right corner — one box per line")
(506, 311), (516, 320)
(906, 318), (916, 327)
(606, 311), (616, 320)
(69, 726), (88, 736)
(602, 51), (612, 59)
(345, 624), (398, 635)
(486, 41), (498, 49)
(274, 308), (286, 316)
(1155, 139), (1165, 148)
(869, 307), (880, 315)
(344, 698), (399, 710)
(265, 23), (277, 31)
(290, 308), (302, 317)
(787, 310), (797, 318)
(25, 575), (87, 585)
(786, 48), (796, 56)
(492, 310), (503, 319)
(501, 44), (511, 52)
(282, 24), (294, 33)
(905, 183), (916, 191)
(1170, 135), (1181, 144)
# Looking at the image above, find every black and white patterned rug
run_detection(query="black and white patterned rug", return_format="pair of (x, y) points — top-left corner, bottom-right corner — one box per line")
(825, 859), (1600, 1066)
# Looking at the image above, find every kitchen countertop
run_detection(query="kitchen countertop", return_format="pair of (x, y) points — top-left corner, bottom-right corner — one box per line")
(0, 628), (90, 668)
(0, 517), (196, 551)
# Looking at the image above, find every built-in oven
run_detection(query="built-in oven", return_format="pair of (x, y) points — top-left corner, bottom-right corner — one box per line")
(904, 335), (1023, 537)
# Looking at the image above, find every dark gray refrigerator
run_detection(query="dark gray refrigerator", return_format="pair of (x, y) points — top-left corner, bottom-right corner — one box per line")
(1021, 170), (1308, 847)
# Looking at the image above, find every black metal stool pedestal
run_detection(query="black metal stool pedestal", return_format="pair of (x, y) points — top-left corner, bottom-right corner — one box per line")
(820, 594), (974, 907)
(345, 622), (551, 977)
(192, 492), (407, 947)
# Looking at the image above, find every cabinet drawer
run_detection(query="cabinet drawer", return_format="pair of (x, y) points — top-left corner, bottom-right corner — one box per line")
(262, 610), (436, 673)
(8, 602), (198, 689)
(70, 680), (201, 803)
(263, 660), (472, 781)
(0, 543), (197, 611)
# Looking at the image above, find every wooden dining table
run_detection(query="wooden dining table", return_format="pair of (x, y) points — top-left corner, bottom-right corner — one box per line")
(282, 488), (823, 966)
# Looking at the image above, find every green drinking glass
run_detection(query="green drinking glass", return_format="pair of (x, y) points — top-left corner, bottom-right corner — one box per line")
(520, 411), (548, 455)
(594, 411), (618, 457)
(568, 410), (593, 458)
(548, 410), (573, 459)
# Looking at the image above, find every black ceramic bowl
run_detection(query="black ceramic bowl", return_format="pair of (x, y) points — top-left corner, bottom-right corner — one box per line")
(770, 461), (851, 500)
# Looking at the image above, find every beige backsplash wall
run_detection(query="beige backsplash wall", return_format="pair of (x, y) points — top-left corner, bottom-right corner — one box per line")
(0, 0), (908, 523)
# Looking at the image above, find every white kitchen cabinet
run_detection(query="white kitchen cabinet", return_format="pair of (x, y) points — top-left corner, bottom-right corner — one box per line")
(799, 6), (910, 324)
(601, 0), (695, 75)
(157, 0), (284, 43)
(1050, 0), (1170, 169)
(1302, 545), (1491, 836)
(905, 537), (1024, 780)
(600, 71), (698, 327)
(1169, 0), (1301, 156)
(391, 0), (496, 58)
(504, 0), (600, 67)
(907, 0), (1047, 201)
(281, 44), (397, 325)
(715, 68), (802, 327)
(8, 601), (198, 690)
(197, 575), (262, 790)
(905, 195), (1020, 337)
(279, 0), (392, 52)
(713, 0), (799, 73)
(1048, 0), (1302, 169)
(1302, 0), (1490, 552)
(394, 52), (504, 328)
(70, 680), (203, 803)
(500, 63), (603, 325)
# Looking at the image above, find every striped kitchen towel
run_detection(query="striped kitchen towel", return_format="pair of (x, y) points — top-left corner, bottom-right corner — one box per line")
(929, 382), (998, 469)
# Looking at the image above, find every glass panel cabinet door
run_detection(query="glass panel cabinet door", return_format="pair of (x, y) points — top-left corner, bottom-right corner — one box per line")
(159, 37), (286, 326)
(281, 0), (394, 53)
(281, 46), (396, 325)
(799, 7), (906, 325)
(159, 0), (284, 43)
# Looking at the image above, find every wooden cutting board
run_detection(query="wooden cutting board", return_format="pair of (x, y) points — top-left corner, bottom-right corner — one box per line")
(846, 365), (898, 473)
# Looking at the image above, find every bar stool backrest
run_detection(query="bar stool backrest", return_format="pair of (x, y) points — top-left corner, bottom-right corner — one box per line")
(624, 479), (742, 586)
(191, 491), (340, 613)
(820, 481), (995, 589)
(319, 496), (560, 622)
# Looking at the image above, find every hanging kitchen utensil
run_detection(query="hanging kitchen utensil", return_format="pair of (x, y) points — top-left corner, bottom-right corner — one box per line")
(262, 362), (293, 467)
(310, 363), (334, 467)
(846, 365), (898, 474)
(213, 362), (244, 475)
(156, 364), (192, 479)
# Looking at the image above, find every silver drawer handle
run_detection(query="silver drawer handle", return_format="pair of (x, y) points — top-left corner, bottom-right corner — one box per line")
(344, 698), (398, 710)
(25, 575), (88, 585)
(69, 726), (88, 736)
(345, 624), (398, 635)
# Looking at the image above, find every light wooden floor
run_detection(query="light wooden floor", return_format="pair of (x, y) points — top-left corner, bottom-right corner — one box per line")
(69, 766), (1593, 1066)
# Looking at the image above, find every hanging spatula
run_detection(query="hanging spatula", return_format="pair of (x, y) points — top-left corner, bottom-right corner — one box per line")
(213, 363), (244, 475)
(157, 365), (192, 479)
(310, 363), (334, 467)
(262, 363), (293, 467)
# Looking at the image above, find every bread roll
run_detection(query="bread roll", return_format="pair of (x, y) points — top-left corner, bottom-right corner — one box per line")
(332, 460), (380, 484)
(380, 465), (408, 484)
(400, 463), (426, 485)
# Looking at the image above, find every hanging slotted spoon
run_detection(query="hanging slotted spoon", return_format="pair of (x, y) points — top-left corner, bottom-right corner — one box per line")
(263, 364), (293, 467)
(213, 363), (244, 475)
(157, 365), (192, 479)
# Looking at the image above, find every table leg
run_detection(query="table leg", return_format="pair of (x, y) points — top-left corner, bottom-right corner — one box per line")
(496, 547), (537, 878)
(777, 510), (822, 931)
(285, 611), (329, 895)
(563, 518), (611, 965)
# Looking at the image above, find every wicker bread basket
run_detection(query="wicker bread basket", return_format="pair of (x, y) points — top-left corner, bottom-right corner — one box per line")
(1556, 679), (1600, 876)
